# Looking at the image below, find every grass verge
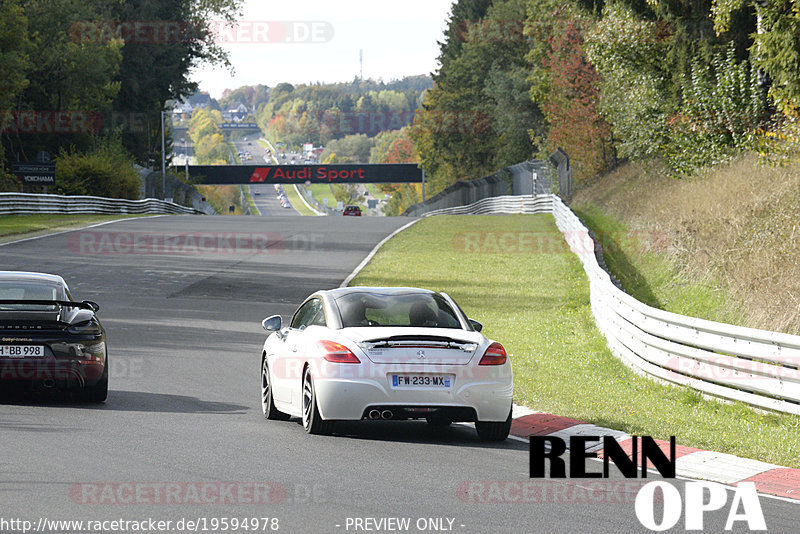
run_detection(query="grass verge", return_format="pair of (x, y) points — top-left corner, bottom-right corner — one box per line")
(307, 184), (371, 214)
(573, 156), (800, 333)
(307, 184), (337, 209)
(283, 185), (318, 216)
(572, 205), (741, 324)
(243, 186), (260, 215)
(350, 214), (800, 468)
(0, 214), (148, 243)
(227, 141), (240, 164)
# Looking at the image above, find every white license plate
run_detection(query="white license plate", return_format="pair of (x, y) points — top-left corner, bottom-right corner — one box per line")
(0, 345), (44, 358)
(391, 374), (452, 389)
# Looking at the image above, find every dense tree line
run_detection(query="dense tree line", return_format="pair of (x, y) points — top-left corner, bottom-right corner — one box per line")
(188, 108), (230, 165)
(0, 0), (240, 195)
(412, 0), (800, 199)
(253, 76), (432, 149)
(369, 127), (420, 216)
(412, 0), (543, 196)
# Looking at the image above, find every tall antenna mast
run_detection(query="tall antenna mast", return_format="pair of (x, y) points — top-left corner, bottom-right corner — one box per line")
(360, 49), (363, 80)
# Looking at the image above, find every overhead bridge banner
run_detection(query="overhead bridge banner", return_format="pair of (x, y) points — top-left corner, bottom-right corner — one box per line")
(219, 123), (259, 130)
(189, 164), (423, 184)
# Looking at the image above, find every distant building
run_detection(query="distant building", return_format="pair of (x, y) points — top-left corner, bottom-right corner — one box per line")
(187, 91), (213, 108)
(171, 91), (214, 116)
(173, 101), (193, 114)
(227, 103), (249, 121)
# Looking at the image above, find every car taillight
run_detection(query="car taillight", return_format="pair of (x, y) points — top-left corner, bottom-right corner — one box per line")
(478, 342), (507, 365)
(319, 340), (361, 364)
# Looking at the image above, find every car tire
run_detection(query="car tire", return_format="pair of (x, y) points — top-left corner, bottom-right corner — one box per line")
(79, 362), (108, 403)
(261, 356), (290, 421)
(475, 407), (512, 442)
(302, 367), (333, 435)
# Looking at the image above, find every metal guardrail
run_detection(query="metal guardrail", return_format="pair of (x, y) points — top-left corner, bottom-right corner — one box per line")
(0, 193), (202, 215)
(422, 193), (800, 415)
(403, 160), (550, 217)
(418, 195), (554, 217)
(294, 184), (327, 215)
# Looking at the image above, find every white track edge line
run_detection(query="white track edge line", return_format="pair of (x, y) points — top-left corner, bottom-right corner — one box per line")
(0, 215), (167, 248)
(293, 184), (323, 215)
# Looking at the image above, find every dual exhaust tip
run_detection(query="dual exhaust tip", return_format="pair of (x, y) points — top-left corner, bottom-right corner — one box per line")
(368, 409), (393, 420)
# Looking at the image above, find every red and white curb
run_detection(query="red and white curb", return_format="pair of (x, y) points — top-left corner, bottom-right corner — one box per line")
(509, 404), (800, 502)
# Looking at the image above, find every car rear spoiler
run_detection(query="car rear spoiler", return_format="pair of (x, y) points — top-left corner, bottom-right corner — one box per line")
(359, 335), (478, 352)
(0, 300), (99, 312)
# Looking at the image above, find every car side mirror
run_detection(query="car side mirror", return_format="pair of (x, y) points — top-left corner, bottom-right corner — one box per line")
(262, 315), (282, 332)
(83, 301), (100, 313)
(469, 319), (483, 332)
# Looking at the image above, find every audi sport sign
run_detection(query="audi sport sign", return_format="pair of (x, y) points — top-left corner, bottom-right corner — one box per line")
(189, 164), (422, 184)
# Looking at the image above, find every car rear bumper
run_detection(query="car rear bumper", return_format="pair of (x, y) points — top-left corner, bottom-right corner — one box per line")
(313, 370), (513, 422)
(0, 357), (105, 388)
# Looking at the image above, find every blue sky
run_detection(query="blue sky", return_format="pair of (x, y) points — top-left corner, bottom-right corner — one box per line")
(192, 0), (455, 97)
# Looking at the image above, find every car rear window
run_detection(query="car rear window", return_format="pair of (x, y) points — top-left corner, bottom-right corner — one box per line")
(335, 292), (461, 328)
(0, 281), (61, 310)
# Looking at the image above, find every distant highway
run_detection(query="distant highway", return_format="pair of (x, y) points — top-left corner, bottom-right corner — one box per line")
(249, 183), (300, 216)
(230, 136), (302, 216)
(231, 136), (265, 165)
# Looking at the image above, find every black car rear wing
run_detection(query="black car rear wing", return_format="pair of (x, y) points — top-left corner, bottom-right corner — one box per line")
(0, 300), (99, 312)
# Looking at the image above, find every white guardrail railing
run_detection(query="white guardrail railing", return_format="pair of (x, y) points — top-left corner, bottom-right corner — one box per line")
(424, 194), (800, 416)
(0, 192), (202, 215)
(420, 195), (555, 216)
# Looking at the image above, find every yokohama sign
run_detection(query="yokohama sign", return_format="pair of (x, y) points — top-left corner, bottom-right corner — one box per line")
(189, 164), (422, 184)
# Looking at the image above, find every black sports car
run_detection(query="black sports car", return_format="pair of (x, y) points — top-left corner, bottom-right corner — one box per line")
(0, 272), (108, 402)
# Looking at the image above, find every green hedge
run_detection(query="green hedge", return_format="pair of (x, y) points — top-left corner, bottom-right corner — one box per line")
(54, 139), (140, 199)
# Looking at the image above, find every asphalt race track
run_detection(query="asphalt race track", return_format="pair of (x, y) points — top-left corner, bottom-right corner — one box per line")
(249, 184), (300, 216)
(0, 215), (797, 533)
(231, 136), (302, 216)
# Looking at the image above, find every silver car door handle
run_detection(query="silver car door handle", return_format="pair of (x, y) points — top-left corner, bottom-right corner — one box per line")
(289, 344), (297, 352)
